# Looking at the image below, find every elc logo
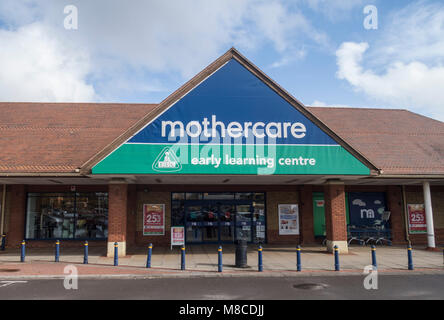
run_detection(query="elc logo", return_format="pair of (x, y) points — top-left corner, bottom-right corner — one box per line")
(152, 147), (182, 172)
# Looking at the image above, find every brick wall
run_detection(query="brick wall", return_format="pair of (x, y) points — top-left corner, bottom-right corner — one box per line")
(126, 184), (137, 246)
(386, 186), (408, 244)
(135, 191), (171, 246)
(266, 191), (300, 244)
(324, 183), (347, 242)
(300, 185), (315, 244)
(6, 185), (26, 247)
(108, 183), (128, 243)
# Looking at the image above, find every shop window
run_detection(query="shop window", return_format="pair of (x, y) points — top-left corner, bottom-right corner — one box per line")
(171, 200), (185, 226)
(235, 192), (253, 200)
(26, 192), (108, 240)
(186, 193), (202, 200)
(172, 193), (185, 200)
(203, 192), (234, 200)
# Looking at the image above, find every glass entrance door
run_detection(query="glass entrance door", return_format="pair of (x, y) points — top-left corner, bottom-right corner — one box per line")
(202, 203), (218, 242)
(219, 204), (235, 242)
(185, 201), (238, 243)
(185, 202), (219, 243)
(185, 204), (203, 243)
(235, 204), (252, 242)
(177, 193), (265, 244)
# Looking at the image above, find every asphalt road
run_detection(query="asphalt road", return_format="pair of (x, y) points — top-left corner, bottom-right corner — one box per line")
(0, 274), (443, 301)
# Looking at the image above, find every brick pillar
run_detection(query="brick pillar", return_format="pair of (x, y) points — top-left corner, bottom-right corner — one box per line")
(7, 185), (26, 247)
(324, 182), (348, 253)
(108, 182), (128, 257)
(126, 184), (137, 248)
(387, 186), (407, 245)
(300, 185), (315, 244)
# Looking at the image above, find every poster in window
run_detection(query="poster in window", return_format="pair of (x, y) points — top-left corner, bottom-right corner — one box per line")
(143, 204), (165, 236)
(278, 204), (299, 235)
(348, 192), (388, 228)
(407, 204), (427, 234)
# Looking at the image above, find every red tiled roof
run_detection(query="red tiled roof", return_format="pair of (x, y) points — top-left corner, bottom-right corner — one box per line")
(307, 107), (444, 175)
(0, 102), (156, 173)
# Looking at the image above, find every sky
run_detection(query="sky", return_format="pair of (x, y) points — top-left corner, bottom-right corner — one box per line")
(0, 0), (443, 121)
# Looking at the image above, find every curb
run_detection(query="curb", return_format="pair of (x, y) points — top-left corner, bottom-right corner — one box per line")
(1, 268), (443, 281)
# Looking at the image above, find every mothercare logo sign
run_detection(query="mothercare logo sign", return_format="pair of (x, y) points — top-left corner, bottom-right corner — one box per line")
(154, 115), (318, 174)
(92, 59), (370, 176)
(161, 115), (307, 140)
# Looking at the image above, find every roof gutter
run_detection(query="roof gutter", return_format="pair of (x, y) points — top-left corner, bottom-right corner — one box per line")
(0, 171), (84, 177)
(375, 174), (444, 179)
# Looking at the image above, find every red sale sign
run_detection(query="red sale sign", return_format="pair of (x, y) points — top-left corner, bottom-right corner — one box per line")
(143, 204), (165, 235)
(171, 226), (185, 249)
(407, 204), (427, 234)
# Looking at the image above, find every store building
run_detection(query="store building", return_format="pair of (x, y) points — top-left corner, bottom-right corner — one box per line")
(0, 48), (443, 256)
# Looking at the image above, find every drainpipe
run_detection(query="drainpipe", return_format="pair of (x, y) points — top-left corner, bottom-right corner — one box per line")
(401, 185), (411, 245)
(0, 184), (6, 236)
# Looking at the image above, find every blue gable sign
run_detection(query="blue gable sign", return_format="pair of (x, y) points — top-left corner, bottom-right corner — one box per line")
(128, 59), (338, 146)
(93, 57), (370, 175)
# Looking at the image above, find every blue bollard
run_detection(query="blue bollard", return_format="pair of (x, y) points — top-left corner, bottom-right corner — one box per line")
(1, 234), (6, 251)
(334, 245), (340, 271)
(218, 246), (223, 272)
(181, 246), (186, 270)
(146, 243), (152, 268)
(55, 240), (60, 262)
(20, 240), (25, 262)
(371, 245), (377, 269)
(296, 245), (301, 272)
(114, 242), (118, 266)
(83, 241), (88, 264)
(258, 245), (263, 272)
(407, 245), (414, 270)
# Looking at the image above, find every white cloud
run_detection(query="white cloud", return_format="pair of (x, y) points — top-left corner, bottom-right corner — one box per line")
(73, 0), (329, 76)
(336, 41), (444, 121)
(251, 1), (329, 53)
(310, 100), (355, 108)
(335, 1), (444, 122)
(0, 0), (330, 101)
(369, 1), (444, 66)
(270, 49), (307, 69)
(0, 0), (44, 28)
(352, 199), (366, 207)
(0, 22), (96, 102)
(302, 0), (367, 20)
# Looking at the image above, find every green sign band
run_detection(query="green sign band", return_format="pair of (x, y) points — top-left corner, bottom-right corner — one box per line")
(92, 143), (370, 175)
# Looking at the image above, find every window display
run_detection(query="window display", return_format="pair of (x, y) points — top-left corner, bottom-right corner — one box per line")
(26, 192), (108, 240)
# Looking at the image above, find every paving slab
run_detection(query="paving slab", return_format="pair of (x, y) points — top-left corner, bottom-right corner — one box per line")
(0, 244), (442, 279)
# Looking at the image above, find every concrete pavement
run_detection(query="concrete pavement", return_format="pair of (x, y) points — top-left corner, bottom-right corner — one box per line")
(0, 244), (442, 279)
